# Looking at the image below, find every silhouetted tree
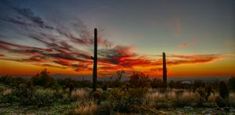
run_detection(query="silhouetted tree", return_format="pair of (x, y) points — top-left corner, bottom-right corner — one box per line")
(32, 69), (55, 88)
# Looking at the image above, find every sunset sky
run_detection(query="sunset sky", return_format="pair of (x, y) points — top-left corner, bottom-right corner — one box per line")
(0, 0), (234, 78)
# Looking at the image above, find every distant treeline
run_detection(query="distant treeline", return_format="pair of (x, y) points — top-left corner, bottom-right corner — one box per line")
(1, 69), (235, 91)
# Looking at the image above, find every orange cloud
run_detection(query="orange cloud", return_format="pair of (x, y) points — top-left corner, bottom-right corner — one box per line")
(0, 36), (223, 76)
(167, 54), (222, 65)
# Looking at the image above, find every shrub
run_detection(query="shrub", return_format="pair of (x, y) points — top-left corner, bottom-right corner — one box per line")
(32, 69), (55, 88)
(71, 88), (90, 101)
(0, 83), (72, 106)
(31, 88), (55, 107)
(109, 88), (147, 113)
(129, 72), (151, 88)
(14, 83), (35, 105)
(172, 90), (192, 107)
(0, 76), (27, 87)
(96, 101), (112, 115)
(215, 96), (227, 107)
(151, 78), (164, 88)
(71, 101), (98, 114)
(58, 78), (77, 95)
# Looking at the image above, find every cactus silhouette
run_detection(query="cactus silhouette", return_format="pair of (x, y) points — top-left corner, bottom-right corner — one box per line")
(92, 28), (98, 91)
(162, 52), (167, 86)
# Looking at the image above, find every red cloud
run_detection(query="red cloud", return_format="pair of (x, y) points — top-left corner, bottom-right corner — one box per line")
(0, 37), (222, 75)
(167, 54), (221, 65)
(99, 53), (221, 71)
(0, 6), (224, 75)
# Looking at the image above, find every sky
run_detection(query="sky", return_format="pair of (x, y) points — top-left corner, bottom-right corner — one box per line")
(0, 0), (234, 78)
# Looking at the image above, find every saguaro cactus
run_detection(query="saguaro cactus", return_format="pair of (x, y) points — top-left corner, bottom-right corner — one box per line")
(93, 28), (97, 91)
(162, 52), (167, 85)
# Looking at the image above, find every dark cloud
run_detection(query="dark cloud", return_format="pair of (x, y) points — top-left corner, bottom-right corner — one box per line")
(0, 17), (32, 27)
(0, 40), (53, 55)
(99, 51), (221, 68)
(13, 8), (51, 29)
(24, 55), (47, 62)
(28, 34), (71, 53)
(0, 1), (53, 30)
(98, 45), (136, 65)
(56, 25), (92, 46)
(0, 39), (92, 70)
(56, 24), (112, 47)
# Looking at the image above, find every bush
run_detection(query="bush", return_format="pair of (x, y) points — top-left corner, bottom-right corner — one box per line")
(71, 101), (98, 114)
(31, 88), (56, 107)
(151, 78), (164, 88)
(215, 96), (227, 107)
(109, 88), (147, 113)
(0, 82), (72, 106)
(32, 69), (56, 88)
(0, 76), (27, 87)
(96, 101), (112, 115)
(129, 73), (151, 88)
(71, 88), (90, 101)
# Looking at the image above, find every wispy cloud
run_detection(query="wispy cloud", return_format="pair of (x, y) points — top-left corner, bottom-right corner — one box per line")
(0, 1), (224, 75)
(0, 38), (223, 75)
(167, 54), (222, 65)
(40, 64), (66, 69)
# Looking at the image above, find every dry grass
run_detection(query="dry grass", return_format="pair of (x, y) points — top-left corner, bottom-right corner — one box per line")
(144, 89), (222, 108)
(145, 89), (196, 102)
(229, 92), (235, 106)
(71, 88), (90, 101)
(2, 88), (12, 95)
(72, 101), (97, 114)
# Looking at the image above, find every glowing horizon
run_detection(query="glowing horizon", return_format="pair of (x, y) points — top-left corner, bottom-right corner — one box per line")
(0, 0), (234, 78)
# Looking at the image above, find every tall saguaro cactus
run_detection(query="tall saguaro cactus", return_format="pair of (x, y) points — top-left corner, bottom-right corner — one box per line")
(93, 28), (97, 91)
(162, 52), (167, 85)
